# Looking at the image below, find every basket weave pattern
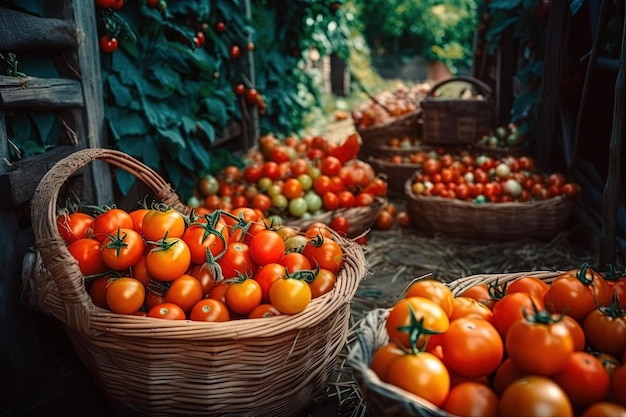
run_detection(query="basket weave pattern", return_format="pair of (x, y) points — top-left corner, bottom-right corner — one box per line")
(348, 271), (562, 417)
(356, 111), (423, 159)
(24, 148), (367, 417)
(421, 76), (494, 145)
(404, 180), (574, 240)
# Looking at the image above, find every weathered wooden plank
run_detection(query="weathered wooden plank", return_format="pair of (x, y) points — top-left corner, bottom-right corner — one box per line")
(0, 75), (84, 109)
(0, 145), (75, 208)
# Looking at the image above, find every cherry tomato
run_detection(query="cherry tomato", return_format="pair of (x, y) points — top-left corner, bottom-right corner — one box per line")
(99, 35), (118, 53)
(386, 351), (450, 407)
(219, 242), (258, 279)
(309, 268), (337, 298)
(404, 279), (454, 317)
(613, 365), (626, 407)
(225, 277), (262, 315)
(552, 351), (611, 407)
(146, 302), (186, 320)
(441, 317), (503, 378)
(329, 216), (350, 236)
(96, 0), (116, 7)
(561, 314), (586, 351)
(374, 210), (394, 230)
(302, 235), (343, 273)
(164, 274), (203, 315)
(105, 277), (145, 314)
(269, 276), (312, 314)
(182, 219), (228, 265)
(57, 212), (94, 244)
(248, 303), (282, 319)
(457, 283), (497, 310)
(254, 263), (286, 303)
(100, 227), (144, 271)
(498, 376), (573, 417)
(249, 229), (285, 266)
(442, 381), (499, 417)
(88, 277), (110, 309)
(145, 238), (191, 282)
(142, 207), (186, 241)
(583, 307), (626, 359)
(279, 252), (312, 273)
(492, 358), (527, 396)
(229, 45), (241, 59)
(505, 312), (574, 376)
(505, 275), (550, 299)
(189, 298), (229, 322)
(386, 296), (450, 350)
(491, 292), (544, 339)
(450, 296), (494, 322)
(370, 342), (405, 382)
(67, 237), (108, 276)
(93, 208), (133, 241)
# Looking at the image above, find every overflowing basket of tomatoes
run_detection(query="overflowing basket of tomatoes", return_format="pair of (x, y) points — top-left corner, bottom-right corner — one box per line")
(404, 150), (578, 240)
(348, 266), (626, 417)
(194, 133), (388, 238)
(23, 148), (367, 417)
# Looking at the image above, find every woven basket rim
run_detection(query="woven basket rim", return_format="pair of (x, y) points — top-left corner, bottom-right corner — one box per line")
(425, 75), (493, 100)
(28, 148), (366, 339)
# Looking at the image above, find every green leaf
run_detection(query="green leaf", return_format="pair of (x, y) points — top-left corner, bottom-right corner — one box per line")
(182, 116), (197, 134)
(149, 66), (182, 96)
(115, 169), (137, 196)
(202, 97), (228, 126)
(107, 74), (133, 107)
(570, 0), (585, 14)
(142, 97), (179, 129)
(116, 135), (145, 158)
(142, 136), (161, 169)
(196, 119), (216, 143)
(157, 126), (186, 148)
(187, 136), (211, 168)
(164, 162), (183, 190)
(107, 108), (150, 137)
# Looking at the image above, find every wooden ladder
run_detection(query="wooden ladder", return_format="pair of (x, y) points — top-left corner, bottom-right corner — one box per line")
(0, 1), (112, 405)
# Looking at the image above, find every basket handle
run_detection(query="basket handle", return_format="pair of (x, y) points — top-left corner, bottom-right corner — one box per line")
(30, 148), (188, 334)
(427, 76), (492, 99)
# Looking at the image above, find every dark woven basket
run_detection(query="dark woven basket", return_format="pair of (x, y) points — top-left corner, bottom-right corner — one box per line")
(348, 271), (562, 417)
(356, 111), (424, 159)
(421, 76), (494, 145)
(404, 179), (574, 240)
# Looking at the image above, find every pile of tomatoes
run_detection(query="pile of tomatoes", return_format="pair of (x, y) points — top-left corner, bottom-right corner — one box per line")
(191, 133), (388, 234)
(371, 264), (626, 417)
(57, 203), (347, 322)
(351, 82), (431, 129)
(407, 148), (580, 203)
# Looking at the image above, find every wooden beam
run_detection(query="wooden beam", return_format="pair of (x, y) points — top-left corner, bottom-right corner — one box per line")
(0, 75), (83, 109)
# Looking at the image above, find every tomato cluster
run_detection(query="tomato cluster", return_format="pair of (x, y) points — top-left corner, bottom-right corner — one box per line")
(351, 82), (432, 128)
(192, 133), (388, 233)
(371, 265), (626, 416)
(407, 148), (580, 203)
(58, 204), (347, 322)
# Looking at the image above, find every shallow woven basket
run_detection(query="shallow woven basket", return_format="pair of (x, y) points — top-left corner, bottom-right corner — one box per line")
(23, 148), (367, 417)
(404, 179), (574, 240)
(421, 76), (494, 145)
(284, 196), (386, 238)
(347, 271), (562, 417)
(356, 111), (423, 159)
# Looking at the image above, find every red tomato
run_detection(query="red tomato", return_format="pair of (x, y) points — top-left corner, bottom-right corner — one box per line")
(492, 358), (527, 396)
(322, 191), (340, 210)
(249, 229), (285, 266)
(450, 296), (494, 322)
(128, 208), (149, 235)
(88, 277), (110, 309)
(279, 252), (312, 273)
(385, 296), (450, 350)
(254, 263), (286, 303)
(491, 292), (544, 339)
(354, 192), (374, 207)
(561, 314), (586, 351)
(188, 262), (218, 295)
(498, 376), (573, 417)
(321, 156), (342, 176)
(405, 279), (454, 318)
(442, 381), (499, 417)
(505, 275), (550, 299)
(386, 352), (450, 407)
(375, 210), (394, 230)
(225, 278), (262, 315)
(218, 242), (258, 279)
(93, 208), (133, 241)
(145, 238), (191, 282)
(207, 282), (230, 305)
(181, 218), (228, 265)
(165, 274), (203, 315)
(552, 351), (611, 407)
(57, 212), (94, 244)
(146, 302), (186, 320)
(281, 178), (303, 200)
(269, 276), (312, 314)
(579, 402), (626, 417)
(100, 227), (144, 271)
(544, 263), (612, 322)
(309, 268), (337, 298)
(505, 312), (574, 376)
(302, 235), (343, 273)
(99, 35), (118, 53)
(105, 277), (145, 314)
(370, 342), (405, 382)
(189, 298), (229, 322)
(67, 238), (108, 276)
(583, 308), (626, 359)
(142, 207), (186, 241)
(440, 317), (503, 378)
(329, 216), (349, 236)
(458, 283), (498, 310)
(248, 303), (282, 319)
(613, 365), (626, 407)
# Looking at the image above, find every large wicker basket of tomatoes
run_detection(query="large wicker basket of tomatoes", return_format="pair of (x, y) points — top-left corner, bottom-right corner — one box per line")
(404, 151), (578, 240)
(23, 148), (367, 417)
(348, 267), (626, 417)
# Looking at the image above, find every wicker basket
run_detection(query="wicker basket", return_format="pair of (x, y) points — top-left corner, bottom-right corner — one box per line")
(347, 271), (562, 417)
(404, 179), (574, 240)
(356, 111), (424, 159)
(284, 196), (386, 238)
(23, 148), (367, 417)
(421, 76), (494, 145)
